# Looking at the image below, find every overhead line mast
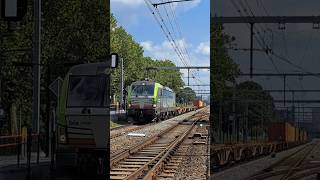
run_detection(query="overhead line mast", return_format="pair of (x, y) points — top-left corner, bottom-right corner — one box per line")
(145, 0), (203, 86)
(151, 0), (195, 7)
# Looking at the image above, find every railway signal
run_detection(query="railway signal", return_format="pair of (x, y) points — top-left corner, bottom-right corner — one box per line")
(0, 0), (28, 21)
(110, 53), (119, 68)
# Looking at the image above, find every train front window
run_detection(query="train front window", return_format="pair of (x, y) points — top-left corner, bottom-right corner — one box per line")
(131, 85), (154, 96)
(67, 75), (107, 107)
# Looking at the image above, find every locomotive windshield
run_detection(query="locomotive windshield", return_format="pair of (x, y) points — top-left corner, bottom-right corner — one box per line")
(131, 84), (154, 96)
(67, 75), (107, 107)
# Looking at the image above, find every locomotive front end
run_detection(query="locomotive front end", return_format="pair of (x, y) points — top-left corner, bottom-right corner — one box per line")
(127, 81), (157, 122)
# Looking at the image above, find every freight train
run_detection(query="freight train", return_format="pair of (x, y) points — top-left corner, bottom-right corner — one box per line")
(268, 122), (308, 143)
(211, 121), (309, 169)
(127, 80), (206, 123)
(127, 80), (177, 123)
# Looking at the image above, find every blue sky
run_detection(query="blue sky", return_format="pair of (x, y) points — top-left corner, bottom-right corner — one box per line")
(111, 0), (210, 98)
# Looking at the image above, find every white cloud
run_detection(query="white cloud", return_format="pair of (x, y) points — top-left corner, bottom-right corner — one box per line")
(111, 0), (145, 7)
(168, 0), (202, 12)
(140, 39), (193, 64)
(196, 41), (210, 56)
(180, 0), (201, 11)
(140, 39), (210, 87)
(140, 41), (153, 51)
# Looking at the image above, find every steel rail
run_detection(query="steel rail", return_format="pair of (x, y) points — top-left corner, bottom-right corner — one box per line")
(280, 143), (317, 180)
(142, 121), (199, 179)
(110, 108), (209, 179)
(248, 143), (315, 180)
(110, 123), (179, 168)
(125, 124), (195, 180)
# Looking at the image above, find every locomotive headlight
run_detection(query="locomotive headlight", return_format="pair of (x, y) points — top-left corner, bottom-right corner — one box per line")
(60, 135), (66, 142)
(58, 126), (67, 143)
(153, 104), (157, 108)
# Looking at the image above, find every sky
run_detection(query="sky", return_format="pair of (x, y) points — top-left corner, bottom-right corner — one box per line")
(213, 0), (320, 121)
(111, 0), (210, 99)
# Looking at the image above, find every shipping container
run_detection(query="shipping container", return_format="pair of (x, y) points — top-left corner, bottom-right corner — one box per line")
(295, 127), (300, 142)
(286, 123), (295, 142)
(193, 100), (204, 109)
(299, 129), (303, 142)
(304, 131), (308, 141)
(268, 122), (296, 143)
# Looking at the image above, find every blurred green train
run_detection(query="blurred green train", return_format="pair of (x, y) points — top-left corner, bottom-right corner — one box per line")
(127, 80), (176, 123)
(54, 54), (119, 175)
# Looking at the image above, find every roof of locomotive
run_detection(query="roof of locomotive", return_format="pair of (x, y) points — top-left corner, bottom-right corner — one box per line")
(130, 80), (174, 93)
(68, 62), (111, 75)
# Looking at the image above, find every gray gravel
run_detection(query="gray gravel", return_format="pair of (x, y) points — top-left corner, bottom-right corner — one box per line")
(110, 110), (199, 155)
(175, 124), (209, 180)
(211, 143), (310, 180)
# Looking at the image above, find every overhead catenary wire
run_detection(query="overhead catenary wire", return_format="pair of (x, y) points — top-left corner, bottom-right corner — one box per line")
(235, 0), (319, 80)
(145, 0), (205, 87)
(162, 1), (202, 85)
(230, 0), (294, 92)
(237, 0), (320, 104)
(229, 0), (282, 75)
(144, 0), (188, 68)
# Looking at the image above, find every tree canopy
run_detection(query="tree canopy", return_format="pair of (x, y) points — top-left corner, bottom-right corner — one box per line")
(110, 14), (186, 100)
(0, 0), (110, 133)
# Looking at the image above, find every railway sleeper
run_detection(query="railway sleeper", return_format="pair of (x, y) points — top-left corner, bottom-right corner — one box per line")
(110, 175), (127, 180)
(112, 168), (138, 172)
(158, 173), (175, 178)
(124, 159), (151, 162)
(120, 162), (147, 165)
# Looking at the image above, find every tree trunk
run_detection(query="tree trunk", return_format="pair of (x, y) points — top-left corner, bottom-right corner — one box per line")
(10, 103), (18, 135)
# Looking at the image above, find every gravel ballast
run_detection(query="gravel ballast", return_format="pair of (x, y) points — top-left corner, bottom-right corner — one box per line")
(110, 110), (199, 155)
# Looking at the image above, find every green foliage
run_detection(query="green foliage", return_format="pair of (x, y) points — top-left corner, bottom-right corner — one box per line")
(110, 15), (184, 100)
(211, 23), (240, 100)
(0, 0), (109, 132)
(235, 81), (274, 127)
(176, 87), (196, 104)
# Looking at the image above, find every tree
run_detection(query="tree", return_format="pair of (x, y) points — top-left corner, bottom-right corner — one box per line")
(236, 81), (274, 126)
(211, 23), (240, 101)
(1, 0), (110, 133)
(210, 20), (240, 142)
(176, 87), (196, 104)
(110, 15), (185, 101)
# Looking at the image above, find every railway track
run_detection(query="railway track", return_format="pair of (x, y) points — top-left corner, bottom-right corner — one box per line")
(110, 109), (208, 180)
(249, 140), (320, 180)
(110, 109), (202, 140)
(111, 124), (153, 139)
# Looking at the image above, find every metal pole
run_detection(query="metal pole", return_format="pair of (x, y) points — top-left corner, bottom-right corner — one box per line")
(120, 58), (124, 110)
(292, 92), (295, 122)
(187, 69), (190, 86)
(32, 0), (41, 134)
(0, 79), (2, 104)
(232, 83), (236, 142)
(26, 129), (32, 180)
(245, 102), (248, 143)
(45, 66), (51, 157)
(250, 23), (254, 78)
(219, 100), (222, 143)
(283, 75), (286, 106)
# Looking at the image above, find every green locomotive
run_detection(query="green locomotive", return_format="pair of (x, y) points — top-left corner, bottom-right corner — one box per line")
(127, 80), (176, 122)
(55, 54), (118, 175)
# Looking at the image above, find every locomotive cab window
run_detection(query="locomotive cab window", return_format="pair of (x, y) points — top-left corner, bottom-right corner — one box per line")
(67, 75), (107, 107)
(131, 84), (154, 96)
